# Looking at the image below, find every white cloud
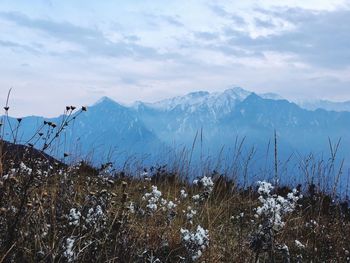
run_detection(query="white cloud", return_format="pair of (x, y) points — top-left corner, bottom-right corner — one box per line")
(0, 0), (350, 116)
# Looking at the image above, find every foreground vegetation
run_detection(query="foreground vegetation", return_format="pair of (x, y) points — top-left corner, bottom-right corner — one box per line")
(0, 141), (349, 262)
(0, 100), (349, 262)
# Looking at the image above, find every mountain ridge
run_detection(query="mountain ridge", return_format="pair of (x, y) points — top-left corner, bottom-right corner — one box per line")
(2, 87), (350, 182)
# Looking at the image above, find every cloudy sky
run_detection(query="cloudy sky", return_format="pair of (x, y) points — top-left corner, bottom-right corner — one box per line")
(0, 0), (350, 116)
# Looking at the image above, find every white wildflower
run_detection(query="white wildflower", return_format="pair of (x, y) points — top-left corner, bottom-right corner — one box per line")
(192, 195), (200, 201)
(295, 240), (305, 249)
(257, 181), (273, 196)
(85, 205), (104, 230)
(255, 181), (300, 231)
(143, 186), (162, 213)
(167, 201), (177, 210)
(186, 206), (197, 224)
(180, 225), (209, 261)
(63, 237), (75, 262)
(180, 189), (188, 199)
(68, 208), (81, 226)
(200, 176), (214, 193)
(193, 176), (214, 193)
(20, 162), (33, 175)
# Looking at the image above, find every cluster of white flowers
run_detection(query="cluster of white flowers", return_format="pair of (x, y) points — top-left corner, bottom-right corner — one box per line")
(19, 162), (33, 175)
(143, 186), (162, 212)
(63, 237), (75, 262)
(180, 225), (209, 261)
(193, 176), (214, 193)
(67, 204), (106, 235)
(257, 181), (274, 195)
(68, 208), (81, 226)
(190, 176), (215, 204)
(85, 205), (105, 231)
(167, 201), (177, 210)
(2, 168), (16, 180)
(255, 181), (301, 231)
(192, 194), (200, 202)
(143, 186), (177, 214)
(185, 206), (197, 224)
(86, 205), (103, 224)
(180, 189), (188, 199)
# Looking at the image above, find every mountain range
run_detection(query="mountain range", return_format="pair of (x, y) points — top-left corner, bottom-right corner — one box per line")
(2, 87), (349, 183)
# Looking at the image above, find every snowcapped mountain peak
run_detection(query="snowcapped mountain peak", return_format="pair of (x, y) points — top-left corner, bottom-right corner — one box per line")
(131, 87), (285, 117)
(149, 91), (209, 110)
(222, 87), (251, 100)
(147, 87), (252, 111)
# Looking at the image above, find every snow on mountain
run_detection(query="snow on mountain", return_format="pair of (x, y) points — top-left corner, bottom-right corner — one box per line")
(150, 91), (211, 111)
(147, 87), (249, 111)
(4, 87), (350, 176)
(142, 87), (282, 113)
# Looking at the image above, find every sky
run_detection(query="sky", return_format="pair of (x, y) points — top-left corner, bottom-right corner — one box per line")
(0, 0), (350, 116)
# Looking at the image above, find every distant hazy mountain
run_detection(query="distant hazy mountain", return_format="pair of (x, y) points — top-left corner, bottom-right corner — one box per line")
(2, 87), (350, 183)
(297, 99), (350, 112)
(2, 96), (165, 163)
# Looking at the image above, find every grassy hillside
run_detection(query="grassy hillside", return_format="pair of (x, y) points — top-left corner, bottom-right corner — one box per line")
(0, 141), (350, 262)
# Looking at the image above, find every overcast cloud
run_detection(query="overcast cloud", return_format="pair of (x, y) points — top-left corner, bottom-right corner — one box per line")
(0, 0), (349, 116)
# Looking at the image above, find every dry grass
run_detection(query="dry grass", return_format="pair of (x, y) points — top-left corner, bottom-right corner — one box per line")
(0, 146), (350, 262)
